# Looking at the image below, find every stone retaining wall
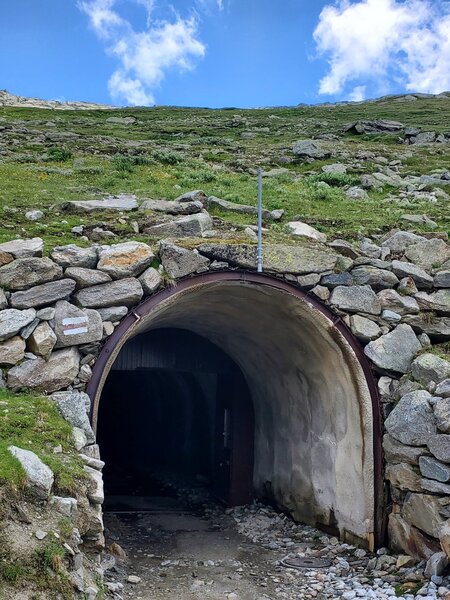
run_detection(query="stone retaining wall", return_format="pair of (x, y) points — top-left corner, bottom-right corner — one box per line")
(0, 227), (449, 563)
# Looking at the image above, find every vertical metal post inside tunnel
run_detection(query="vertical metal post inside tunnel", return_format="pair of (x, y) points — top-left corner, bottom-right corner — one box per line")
(87, 271), (384, 549)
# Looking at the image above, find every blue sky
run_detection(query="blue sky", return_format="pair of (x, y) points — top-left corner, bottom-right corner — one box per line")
(1, 0), (450, 108)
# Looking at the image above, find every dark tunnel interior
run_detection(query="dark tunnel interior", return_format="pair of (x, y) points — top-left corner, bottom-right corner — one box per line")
(97, 328), (254, 510)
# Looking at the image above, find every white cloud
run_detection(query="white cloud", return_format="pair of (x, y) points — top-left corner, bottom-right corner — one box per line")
(348, 85), (366, 102)
(79, 0), (206, 105)
(314, 0), (450, 98)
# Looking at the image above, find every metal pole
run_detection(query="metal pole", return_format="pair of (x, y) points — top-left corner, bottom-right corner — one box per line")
(257, 168), (263, 273)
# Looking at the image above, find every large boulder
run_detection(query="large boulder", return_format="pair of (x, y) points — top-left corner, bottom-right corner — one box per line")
(50, 245), (98, 269)
(436, 380), (450, 397)
(330, 285), (381, 315)
(377, 289), (419, 315)
(415, 290), (450, 315)
(143, 212), (213, 238)
(383, 433), (424, 465)
(292, 139), (329, 159)
(0, 336), (25, 366)
(0, 257), (62, 291)
(349, 314), (381, 341)
(8, 446), (54, 499)
(74, 278), (143, 308)
(53, 300), (103, 348)
(59, 195), (139, 213)
(7, 347), (80, 392)
(139, 267), (163, 295)
(27, 322), (57, 357)
(285, 222), (327, 243)
(434, 398), (450, 433)
(97, 241), (155, 279)
(405, 238), (450, 270)
(435, 270), (450, 288)
(428, 435), (450, 463)
(199, 243), (339, 275)
(381, 231), (426, 253)
(0, 237), (43, 258)
(0, 308), (36, 342)
(364, 324), (421, 373)
(10, 279), (76, 309)
(389, 513), (440, 559)
(64, 267), (112, 289)
(412, 353), (450, 384)
(207, 196), (282, 221)
(403, 493), (446, 538)
(84, 465), (104, 504)
(384, 390), (436, 446)
(391, 260), (433, 289)
(160, 243), (210, 279)
(402, 314), (450, 341)
(351, 266), (399, 290)
(385, 462), (422, 492)
(51, 391), (95, 444)
(140, 198), (203, 215)
(419, 456), (450, 482)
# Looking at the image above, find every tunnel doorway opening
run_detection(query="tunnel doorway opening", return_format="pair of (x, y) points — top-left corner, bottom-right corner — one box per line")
(90, 272), (383, 549)
(97, 328), (254, 512)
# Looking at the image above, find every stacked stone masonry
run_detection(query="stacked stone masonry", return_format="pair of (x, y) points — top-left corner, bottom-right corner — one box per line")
(1, 220), (450, 565)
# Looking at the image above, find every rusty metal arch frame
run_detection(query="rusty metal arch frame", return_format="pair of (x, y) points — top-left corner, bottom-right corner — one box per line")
(87, 270), (385, 547)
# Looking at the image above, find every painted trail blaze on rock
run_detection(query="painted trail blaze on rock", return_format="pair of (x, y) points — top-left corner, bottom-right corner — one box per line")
(53, 301), (102, 347)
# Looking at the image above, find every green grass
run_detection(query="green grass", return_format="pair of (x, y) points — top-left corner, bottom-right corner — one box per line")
(0, 96), (449, 246)
(0, 390), (86, 495)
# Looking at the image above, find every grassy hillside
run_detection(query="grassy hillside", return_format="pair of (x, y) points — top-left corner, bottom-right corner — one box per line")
(0, 95), (449, 247)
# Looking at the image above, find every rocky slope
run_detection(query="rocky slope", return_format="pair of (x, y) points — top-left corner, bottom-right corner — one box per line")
(0, 90), (112, 110)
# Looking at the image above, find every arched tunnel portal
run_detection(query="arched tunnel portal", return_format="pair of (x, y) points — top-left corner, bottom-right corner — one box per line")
(87, 272), (383, 550)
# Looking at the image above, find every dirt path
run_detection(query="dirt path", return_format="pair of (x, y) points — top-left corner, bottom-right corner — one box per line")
(103, 499), (284, 599)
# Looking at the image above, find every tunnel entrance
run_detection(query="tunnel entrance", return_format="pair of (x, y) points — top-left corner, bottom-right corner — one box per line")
(89, 272), (383, 549)
(98, 328), (254, 510)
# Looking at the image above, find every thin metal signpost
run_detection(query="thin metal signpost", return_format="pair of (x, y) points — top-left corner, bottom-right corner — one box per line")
(257, 168), (263, 273)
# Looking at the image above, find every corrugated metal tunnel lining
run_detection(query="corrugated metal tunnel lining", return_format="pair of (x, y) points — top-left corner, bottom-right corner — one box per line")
(89, 272), (382, 549)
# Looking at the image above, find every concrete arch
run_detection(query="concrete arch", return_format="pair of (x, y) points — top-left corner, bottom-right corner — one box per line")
(87, 271), (383, 549)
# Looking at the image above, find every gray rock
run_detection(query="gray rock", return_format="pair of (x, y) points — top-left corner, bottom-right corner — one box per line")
(0, 257), (62, 291)
(0, 336), (25, 366)
(36, 307), (55, 321)
(383, 433), (424, 465)
(0, 237), (43, 258)
(50, 245), (98, 269)
(322, 163), (347, 174)
(385, 462), (422, 492)
(434, 398), (450, 433)
(364, 324), (421, 373)
(51, 391), (95, 444)
(297, 273), (321, 288)
(392, 260), (434, 289)
(74, 278), (143, 308)
(160, 243), (210, 279)
(397, 276), (419, 296)
(377, 289), (419, 315)
(53, 301), (103, 348)
(434, 270), (450, 288)
(311, 285), (329, 301)
(419, 456), (450, 482)
(207, 196), (275, 221)
(96, 306), (128, 322)
(0, 308), (36, 341)
(412, 131), (436, 145)
(405, 238), (450, 270)
(144, 212), (213, 238)
(415, 290), (450, 315)
(25, 210), (44, 221)
(64, 267), (112, 289)
(330, 285), (381, 315)
(0, 289), (7, 310)
(420, 478), (450, 494)
(97, 241), (155, 279)
(327, 239), (360, 259)
(359, 240), (381, 258)
(403, 493), (445, 538)
(400, 214), (437, 228)
(60, 195), (139, 213)
(84, 465), (104, 504)
(424, 552), (449, 578)
(50, 496), (77, 517)
(140, 198), (203, 215)
(436, 379), (450, 397)
(106, 116), (136, 125)
(8, 446), (54, 499)
(285, 222), (327, 242)
(199, 243), (339, 275)
(402, 314), (450, 340)
(351, 266), (398, 290)
(384, 390), (436, 445)
(174, 190), (208, 204)
(381, 231), (426, 253)
(346, 186), (369, 201)
(10, 279), (76, 309)
(321, 272), (353, 288)
(139, 267), (163, 295)
(292, 139), (329, 159)
(27, 322), (57, 357)
(412, 353), (450, 384)
(388, 513), (440, 559)
(349, 314), (381, 341)
(7, 347), (80, 392)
